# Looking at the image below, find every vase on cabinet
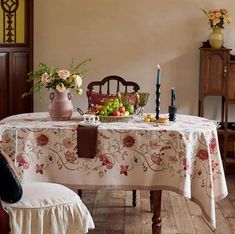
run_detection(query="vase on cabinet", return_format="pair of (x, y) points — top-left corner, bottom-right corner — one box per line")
(208, 28), (224, 49)
(48, 89), (73, 121)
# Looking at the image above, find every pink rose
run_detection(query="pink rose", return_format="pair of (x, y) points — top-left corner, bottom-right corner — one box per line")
(58, 70), (70, 79)
(41, 72), (51, 85)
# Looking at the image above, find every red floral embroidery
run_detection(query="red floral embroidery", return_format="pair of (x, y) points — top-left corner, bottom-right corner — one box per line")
(36, 164), (44, 174)
(183, 159), (190, 171)
(123, 136), (135, 147)
(100, 154), (113, 169)
(209, 137), (216, 153)
(63, 138), (75, 149)
(151, 152), (163, 165)
(37, 134), (49, 146)
(65, 151), (77, 164)
(120, 165), (129, 176)
(197, 149), (209, 160)
(211, 160), (219, 172)
(16, 154), (29, 169)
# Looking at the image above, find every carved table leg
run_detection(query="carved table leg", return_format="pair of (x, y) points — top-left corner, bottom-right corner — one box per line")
(151, 190), (162, 234)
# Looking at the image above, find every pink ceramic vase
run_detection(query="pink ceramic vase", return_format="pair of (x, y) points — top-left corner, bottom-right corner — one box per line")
(48, 89), (73, 121)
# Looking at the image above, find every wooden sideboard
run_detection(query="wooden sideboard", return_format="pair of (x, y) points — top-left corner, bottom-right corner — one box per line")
(199, 42), (235, 173)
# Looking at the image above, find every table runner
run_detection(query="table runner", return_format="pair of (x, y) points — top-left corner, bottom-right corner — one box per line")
(0, 112), (228, 230)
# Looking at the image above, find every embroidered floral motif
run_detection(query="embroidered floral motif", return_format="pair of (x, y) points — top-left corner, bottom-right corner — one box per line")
(36, 164), (44, 174)
(63, 137), (75, 149)
(209, 137), (217, 153)
(120, 165), (129, 176)
(151, 152), (163, 165)
(100, 154), (113, 169)
(16, 154), (29, 169)
(197, 149), (209, 161)
(65, 151), (77, 164)
(183, 159), (190, 171)
(123, 136), (135, 147)
(37, 134), (49, 146)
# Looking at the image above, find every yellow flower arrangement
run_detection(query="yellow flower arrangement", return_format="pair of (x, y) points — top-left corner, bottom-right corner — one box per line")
(202, 8), (232, 29)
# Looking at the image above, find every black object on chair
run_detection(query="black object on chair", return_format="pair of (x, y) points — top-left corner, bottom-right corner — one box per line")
(82, 75), (140, 207)
(0, 151), (23, 204)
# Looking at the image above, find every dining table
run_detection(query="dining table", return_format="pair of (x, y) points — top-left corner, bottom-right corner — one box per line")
(0, 112), (228, 234)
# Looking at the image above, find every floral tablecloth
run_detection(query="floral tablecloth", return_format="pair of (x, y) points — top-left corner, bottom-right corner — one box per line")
(0, 112), (228, 230)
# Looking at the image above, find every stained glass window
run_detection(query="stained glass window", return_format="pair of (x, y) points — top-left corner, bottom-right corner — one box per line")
(0, 0), (25, 44)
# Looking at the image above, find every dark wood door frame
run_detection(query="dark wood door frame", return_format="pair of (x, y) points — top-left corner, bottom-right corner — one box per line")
(0, 0), (34, 120)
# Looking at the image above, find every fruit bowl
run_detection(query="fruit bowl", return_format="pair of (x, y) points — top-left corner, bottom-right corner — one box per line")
(99, 115), (133, 123)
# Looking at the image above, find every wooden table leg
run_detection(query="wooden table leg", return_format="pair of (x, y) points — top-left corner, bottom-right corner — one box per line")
(151, 190), (162, 234)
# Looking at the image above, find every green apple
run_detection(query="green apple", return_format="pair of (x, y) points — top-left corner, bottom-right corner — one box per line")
(125, 104), (134, 114)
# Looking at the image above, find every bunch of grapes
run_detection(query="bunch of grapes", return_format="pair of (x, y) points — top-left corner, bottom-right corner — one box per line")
(99, 98), (123, 116)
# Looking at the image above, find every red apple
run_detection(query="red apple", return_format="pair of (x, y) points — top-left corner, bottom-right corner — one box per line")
(119, 106), (126, 114)
(113, 110), (121, 116)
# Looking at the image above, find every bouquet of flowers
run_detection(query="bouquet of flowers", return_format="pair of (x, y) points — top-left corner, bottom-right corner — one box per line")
(23, 58), (90, 97)
(202, 8), (232, 29)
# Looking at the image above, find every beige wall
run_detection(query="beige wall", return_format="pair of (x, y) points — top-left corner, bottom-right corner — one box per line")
(34, 0), (235, 120)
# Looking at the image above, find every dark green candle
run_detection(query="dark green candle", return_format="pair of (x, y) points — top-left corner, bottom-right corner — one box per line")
(171, 88), (176, 106)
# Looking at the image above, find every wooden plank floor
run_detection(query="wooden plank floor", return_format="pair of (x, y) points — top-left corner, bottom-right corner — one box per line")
(80, 175), (235, 234)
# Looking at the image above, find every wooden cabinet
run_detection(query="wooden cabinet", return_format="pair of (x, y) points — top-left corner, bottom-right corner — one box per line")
(199, 45), (235, 173)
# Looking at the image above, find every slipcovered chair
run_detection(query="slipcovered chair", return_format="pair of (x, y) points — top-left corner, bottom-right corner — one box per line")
(85, 75), (140, 207)
(0, 149), (95, 234)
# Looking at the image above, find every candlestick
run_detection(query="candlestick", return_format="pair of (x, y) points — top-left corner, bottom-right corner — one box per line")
(171, 88), (176, 107)
(155, 84), (160, 120)
(169, 106), (177, 121)
(169, 88), (177, 121)
(157, 65), (161, 85)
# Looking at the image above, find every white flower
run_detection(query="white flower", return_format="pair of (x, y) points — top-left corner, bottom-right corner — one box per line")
(41, 72), (51, 85)
(58, 70), (70, 80)
(72, 74), (82, 88)
(56, 83), (66, 92)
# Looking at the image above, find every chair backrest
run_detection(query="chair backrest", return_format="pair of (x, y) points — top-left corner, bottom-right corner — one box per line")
(87, 76), (140, 109)
(87, 75), (140, 94)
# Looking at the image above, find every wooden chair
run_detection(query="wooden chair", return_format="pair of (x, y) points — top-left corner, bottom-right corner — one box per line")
(87, 75), (140, 94)
(0, 150), (95, 234)
(84, 75), (140, 207)
(87, 75), (140, 111)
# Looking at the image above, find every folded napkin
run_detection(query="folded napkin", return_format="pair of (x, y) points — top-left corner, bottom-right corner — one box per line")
(77, 125), (99, 158)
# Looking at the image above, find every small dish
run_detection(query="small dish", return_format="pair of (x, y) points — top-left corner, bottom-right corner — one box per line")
(79, 121), (101, 126)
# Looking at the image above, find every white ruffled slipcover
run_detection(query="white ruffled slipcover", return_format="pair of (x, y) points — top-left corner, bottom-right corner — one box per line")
(2, 182), (95, 234)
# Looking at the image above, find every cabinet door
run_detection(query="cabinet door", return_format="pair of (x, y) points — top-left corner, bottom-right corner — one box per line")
(200, 49), (228, 96)
(10, 52), (32, 115)
(0, 53), (9, 118)
(227, 61), (235, 102)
